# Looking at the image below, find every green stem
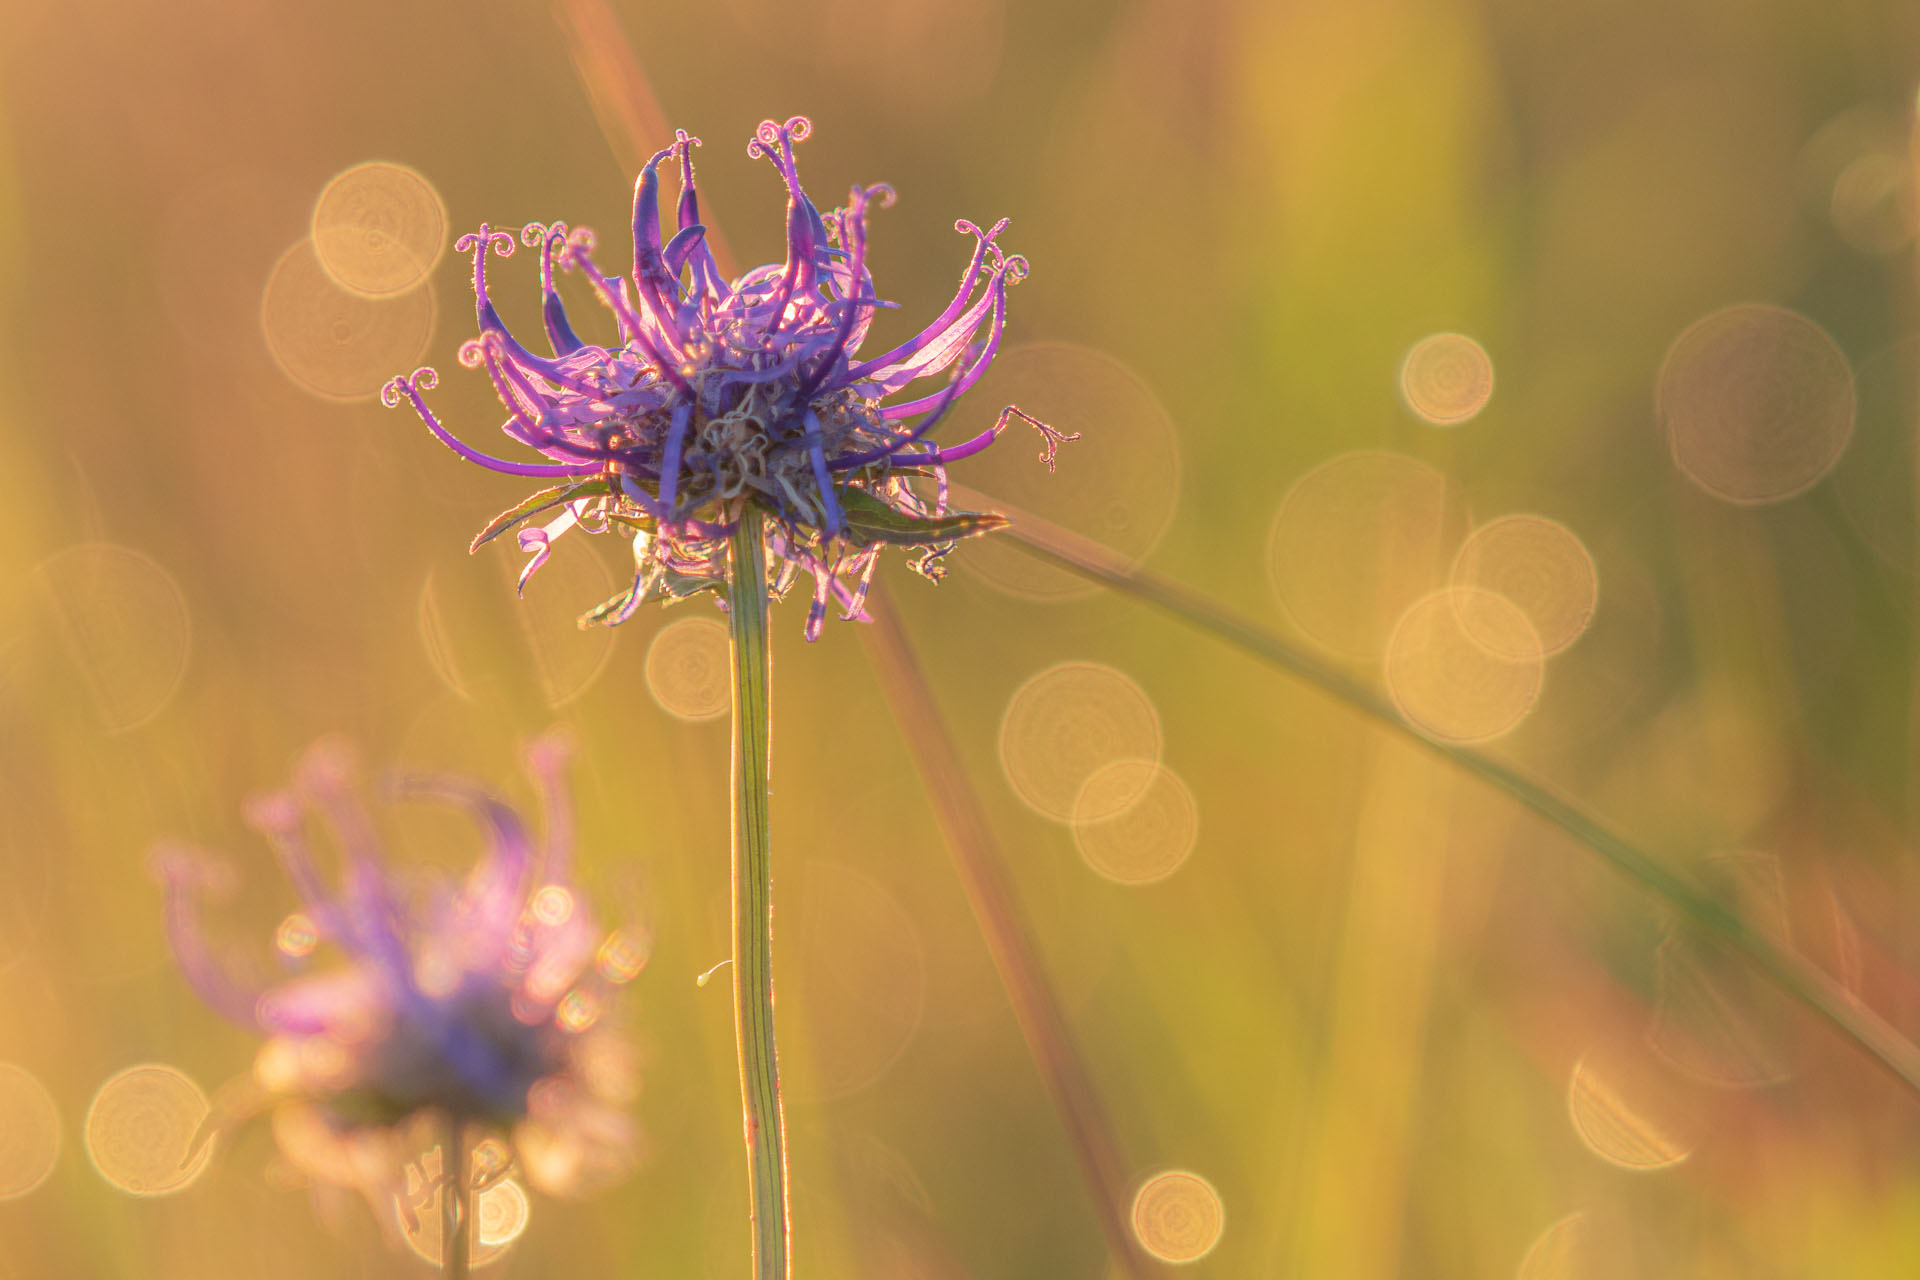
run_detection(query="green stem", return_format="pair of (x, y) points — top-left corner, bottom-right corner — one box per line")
(444, 1115), (470, 1280)
(978, 491), (1920, 1100)
(728, 505), (790, 1280)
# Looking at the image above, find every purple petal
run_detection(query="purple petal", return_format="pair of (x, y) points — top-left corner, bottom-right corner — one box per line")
(151, 844), (266, 1027)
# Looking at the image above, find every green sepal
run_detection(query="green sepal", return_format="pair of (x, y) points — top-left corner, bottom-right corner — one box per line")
(468, 477), (612, 553)
(836, 487), (1010, 546)
(607, 512), (660, 537)
(577, 568), (727, 629)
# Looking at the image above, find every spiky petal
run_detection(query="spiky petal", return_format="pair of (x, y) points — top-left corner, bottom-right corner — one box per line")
(386, 117), (1075, 640)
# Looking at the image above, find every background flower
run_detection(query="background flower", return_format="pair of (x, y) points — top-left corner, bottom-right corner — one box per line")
(151, 733), (642, 1252)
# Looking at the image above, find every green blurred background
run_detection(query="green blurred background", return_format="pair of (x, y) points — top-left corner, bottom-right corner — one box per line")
(4, 0), (1920, 1275)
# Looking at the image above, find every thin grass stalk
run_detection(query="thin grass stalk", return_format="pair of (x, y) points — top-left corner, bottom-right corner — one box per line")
(971, 488), (1920, 1100)
(860, 588), (1151, 1278)
(728, 505), (791, 1279)
(550, 0), (740, 273)
(444, 1116), (470, 1280)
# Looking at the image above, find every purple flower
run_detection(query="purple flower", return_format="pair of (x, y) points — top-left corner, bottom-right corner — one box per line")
(384, 116), (1073, 640)
(152, 734), (642, 1213)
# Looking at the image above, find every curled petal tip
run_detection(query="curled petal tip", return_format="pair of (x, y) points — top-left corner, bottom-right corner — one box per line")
(147, 840), (195, 884)
(524, 729), (576, 775)
(295, 735), (362, 797)
(380, 367), (437, 407)
(747, 114), (811, 159)
(952, 216), (1010, 242)
(149, 842), (236, 895)
(456, 226), (517, 256)
(242, 790), (303, 836)
(516, 525), (557, 595)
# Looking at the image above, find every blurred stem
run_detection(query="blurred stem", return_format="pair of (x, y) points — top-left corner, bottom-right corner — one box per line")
(550, 0), (740, 273)
(444, 1116), (469, 1280)
(860, 589), (1152, 1279)
(981, 493), (1920, 1100)
(728, 505), (791, 1280)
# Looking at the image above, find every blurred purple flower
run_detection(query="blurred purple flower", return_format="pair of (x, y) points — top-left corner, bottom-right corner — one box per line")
(385, 116), (1072, 640)
(152, 733), (643, 1214)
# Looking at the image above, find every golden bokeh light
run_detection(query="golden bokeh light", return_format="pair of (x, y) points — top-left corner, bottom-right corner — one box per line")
(954, 342), (1180, 602)
(1268, 452), (1464, 658)
(1451, 515), (1599, 657)
(0, 1064), (61, 1200)
(644, 615), (731, 722)
(1566, 1053), (1694, 1171)
(1385, 589), (1544, 743)
(504, 541), (621, 708)
(1130, 1169), (1224, 1264)
(416, 536), (619, 708)
(475, 1176), (533, 1250)
(415, 571), (476, 701)
(84, 1063), (212, 1196)
(400, 1142), (530, 1268)
(1797, 106), (1915, 255)
(1071, 760), (1199, 886)
(1400, 332), (1494, 425)
(556, 987), (602, 1033)
(34, 543), (192, 733)
(531, 885), (575, 926)
(1517, 1212), (1591, 1280)
(786, 860), (927, 1102)
(1657, 303), (1855, 504)
(311, 161), (447, 296)
(274, 911), (318, 958)
(1830, 151), (1914, 254)
(999, 661), (1162, 821)
(596, 928), (648, 984)
(261, 239), (435, 401)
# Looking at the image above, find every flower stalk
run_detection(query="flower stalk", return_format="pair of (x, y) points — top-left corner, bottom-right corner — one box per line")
(728, 503), (791, 1279)
(444, 1116), (471, 1280)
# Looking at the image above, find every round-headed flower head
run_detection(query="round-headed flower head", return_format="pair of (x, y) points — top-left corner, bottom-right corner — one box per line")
(384, 116), (1074, 640)
(151, 733), (643, 1237)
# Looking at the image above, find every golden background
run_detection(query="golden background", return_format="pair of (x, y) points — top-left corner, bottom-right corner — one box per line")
(2, 0), (1919, 1274)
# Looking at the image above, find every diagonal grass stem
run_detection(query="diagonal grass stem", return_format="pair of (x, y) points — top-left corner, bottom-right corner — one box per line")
(967, 487), (1920, 1101)
(860, 588), (1151, 1278)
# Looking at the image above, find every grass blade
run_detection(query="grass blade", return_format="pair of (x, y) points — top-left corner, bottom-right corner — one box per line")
(971, 486), (1920, 1101)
